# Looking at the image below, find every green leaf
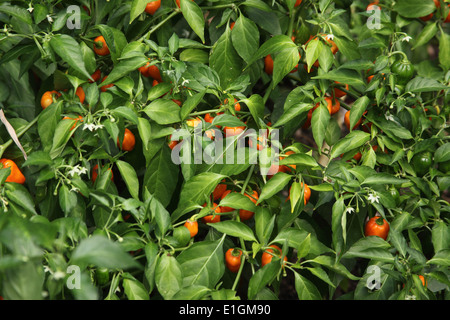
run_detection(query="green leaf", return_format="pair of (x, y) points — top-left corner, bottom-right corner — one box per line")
(231, 14), (260, 63)
(241, 94), (265, 125)
(58, 184), (78, 214)
(2, 261), (44, 300)
(147, 193), (171, 238)
(305, 266), (336, 289)
(318, 45), (334, 72)
(393, 0), (436, 18)
(49, 118), (77, 159)
(332, 36), (361, 61)
(172, 172), (226, 222)
(0, 3), (33, 25)
(208, 221), (257, 242)
(254, 207), (275, 245)
(294, 271), (322, 300)
(110, 106), (139, 125)
(99, 56), (148, 87)
(172, 285), (211, 300)
(329, 130), (371, 160)
(212, 114), (247, 128)
(257, 172), (291, 204)
(412, 22), (438, 50)
(435, 143), (450, 163)
(311, 103), (330, 151)
(297, 234), (311, 259)
(96, 24), (128, 64)
(123, 275), (150, 300)
(180, 90), (206, 120)
(155, 253), (183, 300)
(70, 235), (141, 269)
(176, 238), (225, 288)
(348, 96), (369, 131)
(219, 192), (257, 211)
(361, 172), (408, 185)
(22, 150), (53, 167)
(179, 48), (208, 63)
(288, 181), (302, 213)
(210, 27), (242, 88)
(342, 236), (394, 263)
(247, 260), (280, 300)
(143, 242), (159, 293)
(389, 228), (408, 258)
(116, 160), (140, 200)
(272, 47), (300, 88)
(312, 68), (365, 87)
(405, 77), (449, 93)
(143, 99), (181, 125)
(273, 103), (312, 128)
(431, 221), (450, 253)
(49, 35), (91, 80)
(272, 228), (332, 256)
(246, 35), (297, 68)
(143, 146), (179, 207)
(309, 255), (360, 280)
(279, 152), (319, 168)
(305, 38), (322, 72)
(427, 249), (450, 267)
(129, 0), (148, 24)
(180, 0), (205, 43)
(241, 0), (272, 12)
(439, 30), (450, 71)
(331, 197), (345, 254)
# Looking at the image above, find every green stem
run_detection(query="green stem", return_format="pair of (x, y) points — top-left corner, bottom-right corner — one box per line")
(231, 251), (245, 291)
(262, 82), (273, 104)
(189, 109), (221, 117)
(230, 163), (256, 290)
(240, 164), (255, 195)
(201, 4), (236, 10)
(339, 99), (352, 111)
(335, 86), (360, 100)
(389, 50), (408, 61)
(139, 11), (180, 42)
(287, 7), (297, 39)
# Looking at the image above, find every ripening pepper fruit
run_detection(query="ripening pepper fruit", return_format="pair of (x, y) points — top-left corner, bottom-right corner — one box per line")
(391, 58), (414, 85)
(0, 158), (26, 184)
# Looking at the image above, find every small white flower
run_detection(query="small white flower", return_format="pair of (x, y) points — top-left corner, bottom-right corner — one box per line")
(405, 294), (416, 300)
(68, 165), (88, 177)
(181, 78), (190, 86)
(346, 207), (355, 214)
(27, 3), (34, 13)
(165, 70), (175, 76)
(368, 193), (380, 204)
(83, 123), (96, 131)
(46, 14), (53, 23)
(43, 266), (52, 274)
(385, 114), (395, 121)
(93, 124), (104, 130)
(325, 34), (334, 41)
(401, 35), (412, 42)
(53, 270), (66, 280)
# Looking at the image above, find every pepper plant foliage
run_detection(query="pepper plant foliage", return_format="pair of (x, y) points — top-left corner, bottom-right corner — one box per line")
(0, 0), (449, 300)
